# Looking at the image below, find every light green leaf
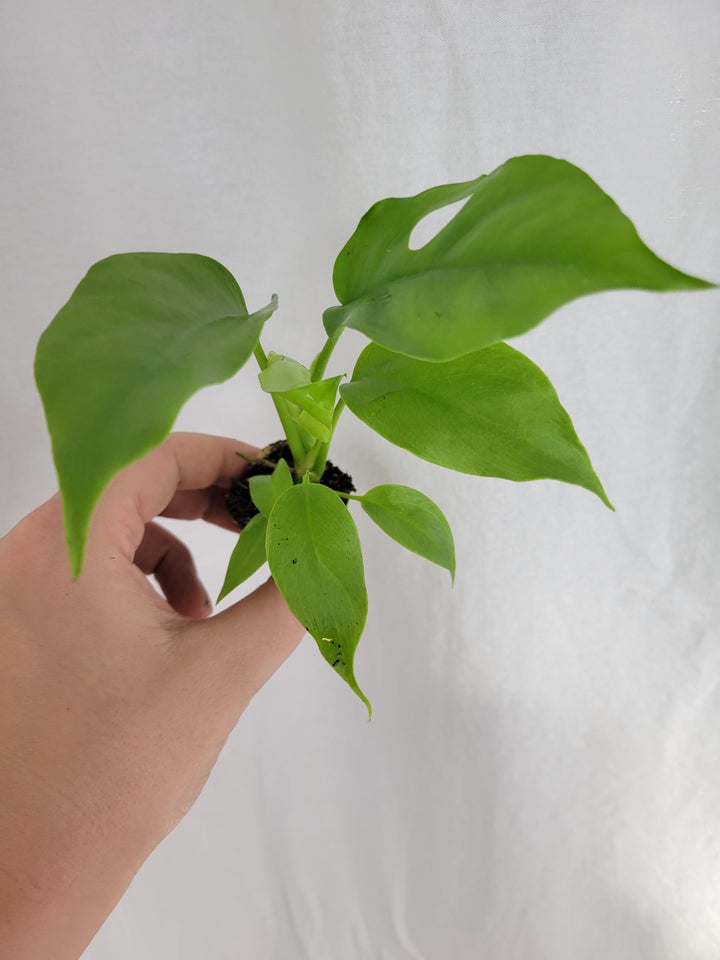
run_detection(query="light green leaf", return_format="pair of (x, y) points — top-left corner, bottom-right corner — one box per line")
(359, 484), (455, 581)
(266, 477), (370, 716)
(258, 353), (312, 392)
(324, 155), (714, 361)
(281, 376), (343, 442)
(341, 341), (612, 509)
(35, 252), (276, 577)
(271, 458), (294, 500)
(249, 459), (294, 517)
(249, 476), (274, 517)
(217, 514), (269, 602)
(259, 352), (342, 443)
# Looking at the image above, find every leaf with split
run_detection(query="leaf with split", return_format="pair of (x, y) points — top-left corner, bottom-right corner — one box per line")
(217, 513), (268, 602)
(342, 341), (612, 508)
(358, 484), (456, 581)
(266, 476), (370, 716)
(34, 252), (277, 577)
(324, 154), (714, 362)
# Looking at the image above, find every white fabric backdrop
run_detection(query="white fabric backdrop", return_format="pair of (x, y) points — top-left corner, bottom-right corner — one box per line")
(2, 1), (719, 957)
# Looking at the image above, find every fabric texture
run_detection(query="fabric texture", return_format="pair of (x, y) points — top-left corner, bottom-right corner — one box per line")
(1, 1), (719, 956)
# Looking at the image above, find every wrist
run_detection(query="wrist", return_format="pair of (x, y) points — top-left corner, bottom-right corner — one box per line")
(0, 853), (135, 960)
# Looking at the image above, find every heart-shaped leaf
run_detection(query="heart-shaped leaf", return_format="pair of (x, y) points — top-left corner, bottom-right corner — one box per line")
(35, 252), (276, 577)
(266, 476), (370, 715)
(358, 484), (455, 581)
(341, 341), (612, 508)
(217, 513), (268, 602)
(324, 155), (714, 361)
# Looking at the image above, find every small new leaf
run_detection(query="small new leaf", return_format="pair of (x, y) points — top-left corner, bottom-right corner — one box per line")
(271, 458), (294, 500)
(248, 476), (275, 517)
(281, 376), (343, 442)
(249, 459), (294, 517)
(258, 353), (312, 392)
(217, 513), (269, 602)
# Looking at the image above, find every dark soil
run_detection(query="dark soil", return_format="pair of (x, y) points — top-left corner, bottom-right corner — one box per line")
(225, 440), (355, 527)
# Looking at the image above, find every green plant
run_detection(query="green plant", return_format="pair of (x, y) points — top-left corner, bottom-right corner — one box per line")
(34, 155), (715, 716)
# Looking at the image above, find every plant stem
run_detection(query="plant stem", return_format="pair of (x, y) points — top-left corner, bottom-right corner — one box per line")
(310, 329), (341, 382)
(253, 338), (306, 474)
(253, 342), (268, 370)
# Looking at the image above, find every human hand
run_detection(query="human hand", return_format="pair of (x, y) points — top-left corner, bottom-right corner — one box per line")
(0, 432), (304, 959)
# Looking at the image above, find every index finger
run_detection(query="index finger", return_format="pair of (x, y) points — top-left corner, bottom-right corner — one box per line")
(94, 433), (258, 559)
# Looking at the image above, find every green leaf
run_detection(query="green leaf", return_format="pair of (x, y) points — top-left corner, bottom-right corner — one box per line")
(281, 376), (343, 443)
(249, 458), (294, 517)
(324, 155), (714, 361)
(359, 484), (455, 581)
(217, 513), (268, 602)
(258, 353), (343, 443)
(271, 458), (294, 500)
(258, 353), (312, 392)
(266, 477), (370, 716)
(35, 252), (276, 577)
(249, 476), (274, 517)
(341, 341), (613, 509)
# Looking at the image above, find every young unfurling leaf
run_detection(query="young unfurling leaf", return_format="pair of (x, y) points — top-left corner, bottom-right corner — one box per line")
(216, 513), (268, 602)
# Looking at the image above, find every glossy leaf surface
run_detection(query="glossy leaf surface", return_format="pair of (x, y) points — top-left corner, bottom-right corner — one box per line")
(342, 342), (612, 508)
(324, 155), (713, 361)
(359, 484), (456, 581)
(266, 477), (370, 715)
(35, 252), (275, 576)
(217, 514), (268, 602)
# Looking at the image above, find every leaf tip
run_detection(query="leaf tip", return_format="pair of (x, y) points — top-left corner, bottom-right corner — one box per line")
(69, 553), (83, 581)
(595, 483), (614, 512)
(64, 513), (87, 581)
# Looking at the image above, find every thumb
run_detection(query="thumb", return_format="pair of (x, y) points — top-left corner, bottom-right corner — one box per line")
(177, 578), (306, 709)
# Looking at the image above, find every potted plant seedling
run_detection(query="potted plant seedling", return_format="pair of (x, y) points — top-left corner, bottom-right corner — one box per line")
(34, 155), (716, 716)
